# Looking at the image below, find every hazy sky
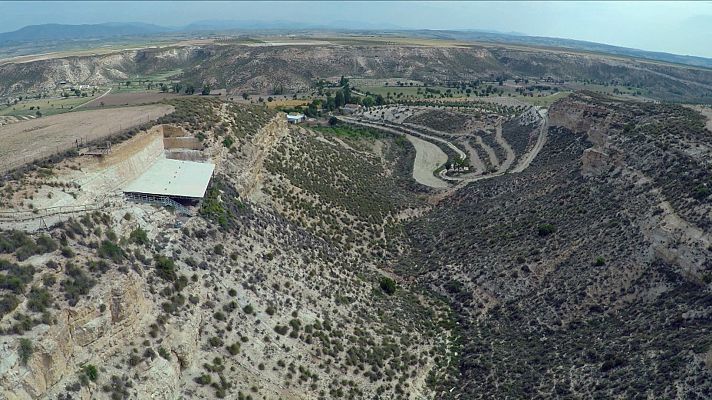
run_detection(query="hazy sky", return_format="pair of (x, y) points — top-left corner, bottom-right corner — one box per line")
(2, 1), (712, 58)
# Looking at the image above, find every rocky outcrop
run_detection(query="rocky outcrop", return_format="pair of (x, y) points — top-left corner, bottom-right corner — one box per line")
(0, 273), (148, 399)
(0, 47), (202, 96)
(581, 147), (610, 176)
(216, 112), (288, 200)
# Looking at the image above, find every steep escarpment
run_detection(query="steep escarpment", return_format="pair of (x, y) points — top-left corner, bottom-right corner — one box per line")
(404, 93), (712, 398)
(0, 99), (455, 399)
(3, 42), (712, 103)
(179, 44), (712, 103)
(0, 46), (205, 96)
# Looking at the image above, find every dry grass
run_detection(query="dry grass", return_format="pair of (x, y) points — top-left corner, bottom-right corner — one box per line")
(82, 92), (182, 108)
(0, 104), (173, 172)
(265, 99), (308, 109)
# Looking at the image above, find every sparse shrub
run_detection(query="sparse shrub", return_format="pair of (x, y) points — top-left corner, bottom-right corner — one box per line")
(222, 136), (235, 148)
(379, 276), (396, 295)
(158, 346), (171, 360)
(82, 364), (98, 382)
(61, 263), (96, 306)
(213, 244), (224, 255)
(27, 286), (52, 312)
(35, 234), (58, 254)
(537, 224), (556, 237)
(98, 240), (124, 262)
(129, 228), (149, 246)
(692, 184), (710, 200)
(0, 294), (20, 317)
(18, 338), (32, 365)
(227, 343), (240, 355)
(0, 259), (35, 294)
(195, 374), (212, 385)
(154, 256), (177, 281)
(42, 273), (56, 287)
(61, 247), (75, 258)
(594, 257), (606, 266)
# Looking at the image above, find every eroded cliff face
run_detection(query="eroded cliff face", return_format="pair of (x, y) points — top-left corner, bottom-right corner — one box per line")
(0, 101), (452, 399)
(1, 273), (148, 399)
(548, 93), (617, 176)
(0, 47), (202, 96)
(549, 92), (712, 280)
(212, 110), (289, 201)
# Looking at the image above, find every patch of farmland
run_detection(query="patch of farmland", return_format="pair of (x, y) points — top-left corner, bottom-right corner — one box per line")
(82, 92), (182, 108)
(0, 104), (173, 173)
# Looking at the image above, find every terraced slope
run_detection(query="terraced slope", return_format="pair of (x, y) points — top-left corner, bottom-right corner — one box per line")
(403, 92), (712, 399)
(346, 105), (546, 188)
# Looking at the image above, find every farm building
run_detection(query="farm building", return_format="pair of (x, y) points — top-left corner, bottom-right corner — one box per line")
(123, 158), (215, 206)
(342, 103), (362, 114)
(287, 113), (306, 124)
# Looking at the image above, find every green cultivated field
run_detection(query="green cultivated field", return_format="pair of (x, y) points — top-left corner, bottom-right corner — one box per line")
(0, 91), (107, 117)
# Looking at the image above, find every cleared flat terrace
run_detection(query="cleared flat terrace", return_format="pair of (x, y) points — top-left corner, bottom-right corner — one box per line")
(0, 104), (173, 173)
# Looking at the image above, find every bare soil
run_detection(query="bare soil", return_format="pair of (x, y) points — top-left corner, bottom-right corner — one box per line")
(405, 134), (449, 188)
(0, 104), (173, 172)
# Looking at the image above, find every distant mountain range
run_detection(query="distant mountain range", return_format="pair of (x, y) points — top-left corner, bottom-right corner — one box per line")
(0, 22), (171, 43)
(0, 21), (710, 69)
(414, 30), (712, 69)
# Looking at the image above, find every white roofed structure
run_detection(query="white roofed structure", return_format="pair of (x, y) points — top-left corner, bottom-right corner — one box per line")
(123, 159), (215, 200)
(287, 113), (305, 123)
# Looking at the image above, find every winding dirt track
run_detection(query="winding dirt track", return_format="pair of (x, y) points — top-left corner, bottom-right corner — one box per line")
(494, 120), (516, 172)
(406, 134), (449, 188)
(340, 118), (451, 187)
(511, 109), (548, 173)
(342, 107), (548, 190)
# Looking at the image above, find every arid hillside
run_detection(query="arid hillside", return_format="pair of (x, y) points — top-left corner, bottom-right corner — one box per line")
(0, 98), (457, 400)
(1, 37), (712, 399)
(2, 41), (712, 103)
(404, 92), (712, 398)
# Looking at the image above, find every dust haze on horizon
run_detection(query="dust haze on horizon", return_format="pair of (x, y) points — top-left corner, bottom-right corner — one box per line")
(1, 1), (712, 58)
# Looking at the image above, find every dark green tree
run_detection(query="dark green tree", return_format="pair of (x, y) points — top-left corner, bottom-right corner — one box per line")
(335, 90), (344, 108)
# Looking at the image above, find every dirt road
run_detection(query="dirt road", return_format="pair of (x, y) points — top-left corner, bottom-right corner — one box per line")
(341, 117), (450, 188)
(342, 108), (548, 191)
(511, 108), (548, 173)
(494, 120), (516, 172)
(405, 134), (449, 188)
(0, 104), (173, 173)
(73, 88), (112, 110)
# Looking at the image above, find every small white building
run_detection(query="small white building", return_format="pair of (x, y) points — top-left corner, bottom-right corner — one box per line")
(287, 113), (305, 124)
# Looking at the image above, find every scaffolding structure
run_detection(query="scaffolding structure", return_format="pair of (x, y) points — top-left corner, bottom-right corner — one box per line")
(124, 192), (193, 216)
